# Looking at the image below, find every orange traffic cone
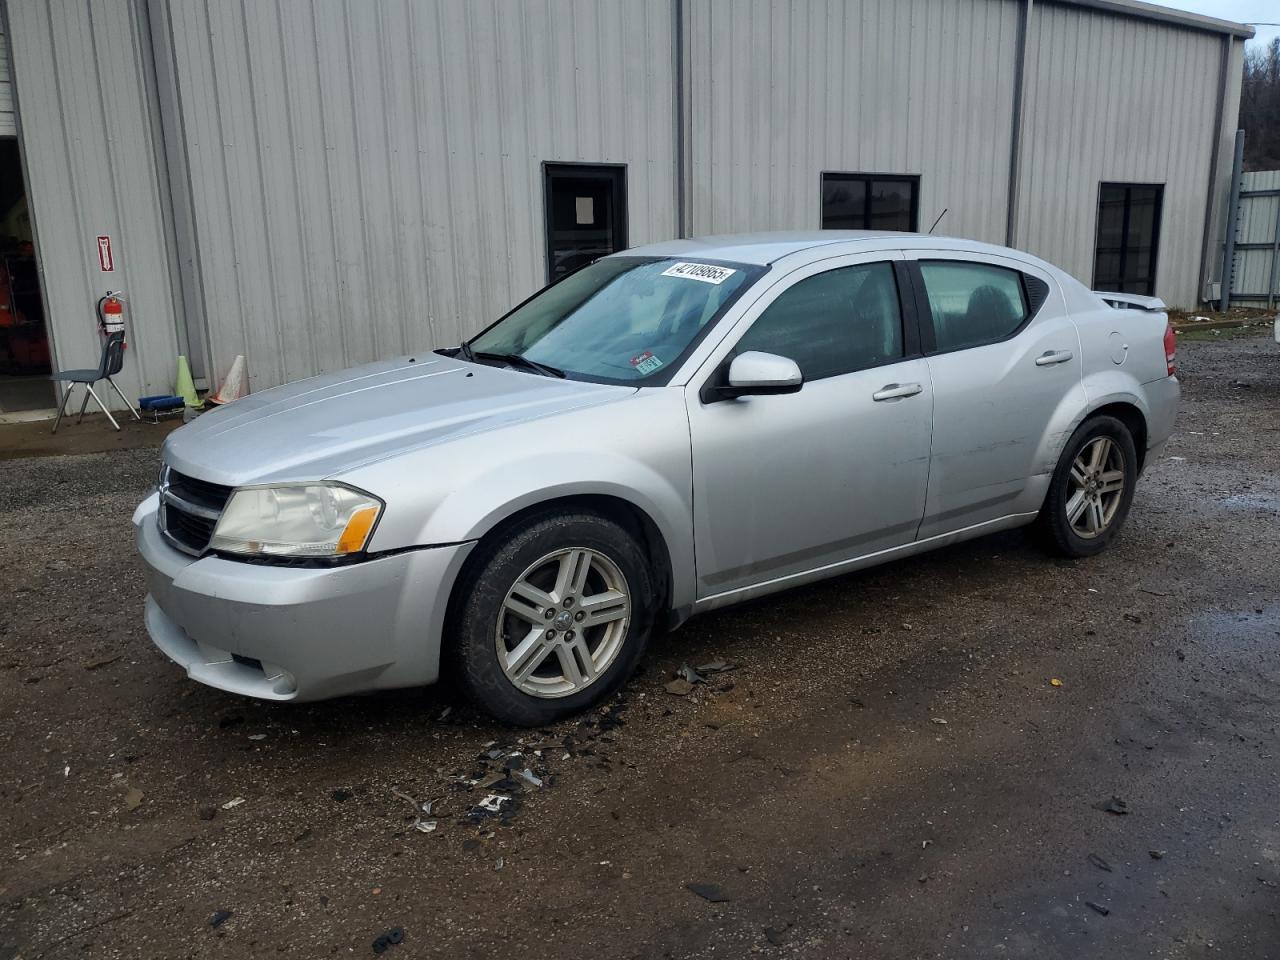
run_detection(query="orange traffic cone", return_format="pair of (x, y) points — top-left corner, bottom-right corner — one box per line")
(209, 355), (247, 405)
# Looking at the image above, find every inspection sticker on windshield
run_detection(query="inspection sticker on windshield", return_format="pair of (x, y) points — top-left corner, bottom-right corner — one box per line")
(660, 262), (737, 285)
(629, 351), (664, 375)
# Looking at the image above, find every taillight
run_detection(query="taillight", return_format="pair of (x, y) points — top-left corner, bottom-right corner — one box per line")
(1164, 322), (1176, 376)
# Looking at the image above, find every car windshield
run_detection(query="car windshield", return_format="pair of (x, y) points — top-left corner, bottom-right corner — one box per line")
(467, 257), (760, 384)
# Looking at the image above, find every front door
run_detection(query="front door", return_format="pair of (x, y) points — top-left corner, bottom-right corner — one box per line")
(685, 255), (933, 601)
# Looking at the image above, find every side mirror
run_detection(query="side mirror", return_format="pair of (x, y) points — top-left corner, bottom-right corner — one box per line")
(719, 351), (804, 399)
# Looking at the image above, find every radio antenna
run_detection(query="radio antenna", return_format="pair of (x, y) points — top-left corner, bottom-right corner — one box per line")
(927, 207), (949, 234)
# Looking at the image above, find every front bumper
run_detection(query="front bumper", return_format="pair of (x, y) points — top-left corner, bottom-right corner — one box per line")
(133, 493), (474, 702)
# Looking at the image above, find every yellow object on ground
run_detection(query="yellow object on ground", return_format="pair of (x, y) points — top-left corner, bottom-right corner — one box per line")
(175, 355), (202, 408)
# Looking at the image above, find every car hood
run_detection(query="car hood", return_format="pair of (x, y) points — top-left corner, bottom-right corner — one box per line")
(161, 353), (635, 487)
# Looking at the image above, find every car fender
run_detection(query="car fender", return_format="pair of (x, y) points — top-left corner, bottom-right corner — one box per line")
(427, 453), (695, 608)
(1031, 380), (1094, 478)
(344, 390), (697, 611)
(1080, 368), (1157, 427)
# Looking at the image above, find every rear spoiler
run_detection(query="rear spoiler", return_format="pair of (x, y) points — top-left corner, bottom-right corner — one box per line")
(1093, 291), (1167, 312)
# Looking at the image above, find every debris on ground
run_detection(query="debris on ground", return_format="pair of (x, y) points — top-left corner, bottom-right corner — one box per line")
(696, 659), (739, 675)
(209, 909), (233, 928)
(1093, 796), (1129, 815)
(518, 768), (544, 788)
(477, 794), (511, 813)
(1050, 678), (1064, 687)
(1085, 901), (1110, 916)
(764, 924), (791, 946)
(686, 882), (732, 902)
(1087, 853), (1113, 872)
(495, 857), (505, 871)
(220, 797), (245, 810)
(665, 677), (695, 696)
(123, 787), (144, 811)
(391, 785), (439, 834)
(247, 733), (266, 741)
(438, 706), (452, 722)
(930, 717), (948, 725)
(372, 926), (405, 954)
(1149, 850), (1165, 860)
(677, 663), (707, 685)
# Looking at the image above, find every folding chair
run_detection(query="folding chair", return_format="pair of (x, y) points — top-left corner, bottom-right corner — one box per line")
(50, 332), (143, 433)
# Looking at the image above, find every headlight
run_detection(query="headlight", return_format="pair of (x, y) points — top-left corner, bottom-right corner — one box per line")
(210, 483), (382, 558)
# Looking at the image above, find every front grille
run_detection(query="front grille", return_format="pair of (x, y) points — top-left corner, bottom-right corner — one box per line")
(159, 466), (233, 556)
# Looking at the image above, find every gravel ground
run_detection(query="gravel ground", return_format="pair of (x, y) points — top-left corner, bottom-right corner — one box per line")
(2, 330), (1279, 959)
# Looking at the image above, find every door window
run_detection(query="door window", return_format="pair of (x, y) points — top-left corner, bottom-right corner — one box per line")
(734, 262), (904, 381)
(1093, 183), (1163, 295)
(918, 261), (1029, 353)
(544, 164), (627, 283)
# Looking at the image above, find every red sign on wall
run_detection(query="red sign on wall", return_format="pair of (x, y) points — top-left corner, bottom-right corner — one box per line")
(97, 235), (114, 272)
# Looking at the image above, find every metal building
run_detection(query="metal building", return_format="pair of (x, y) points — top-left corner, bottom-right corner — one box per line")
(0, 0), (1252, 416)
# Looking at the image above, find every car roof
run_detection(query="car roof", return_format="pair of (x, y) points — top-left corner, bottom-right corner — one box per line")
(616, 231), (1043, 269)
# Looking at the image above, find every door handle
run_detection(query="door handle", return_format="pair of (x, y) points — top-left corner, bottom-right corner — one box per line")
(1035, 349), (1074, 366)
(872, 382), (923, 402)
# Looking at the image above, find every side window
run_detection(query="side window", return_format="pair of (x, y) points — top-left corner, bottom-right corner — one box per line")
(735, 262), (904, 381)
(919, 261), (1029, 353)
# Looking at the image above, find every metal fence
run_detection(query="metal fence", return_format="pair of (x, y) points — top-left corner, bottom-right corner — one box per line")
(1226, 169), (1280, 308)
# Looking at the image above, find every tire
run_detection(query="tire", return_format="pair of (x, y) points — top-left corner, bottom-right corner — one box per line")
(1037, 414), (1138, 558)
(449, 511), (655, 726)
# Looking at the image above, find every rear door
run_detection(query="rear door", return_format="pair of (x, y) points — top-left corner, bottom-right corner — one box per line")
(904, 250), (1086, 539)
(684, 253), (933, 600)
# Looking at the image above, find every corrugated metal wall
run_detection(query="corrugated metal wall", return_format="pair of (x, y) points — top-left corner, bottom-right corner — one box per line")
(685, 0), (1022, 245)
(5, 0), (182, 404)
(155, 0), (678, 394)
(1014, 3), (1231, 307)
(0, 18), (15, 137)
(1231, 170), (1280, 303)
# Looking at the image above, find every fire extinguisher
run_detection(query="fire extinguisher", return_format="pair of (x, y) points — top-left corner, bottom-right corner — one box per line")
(98, 291), (126, 341)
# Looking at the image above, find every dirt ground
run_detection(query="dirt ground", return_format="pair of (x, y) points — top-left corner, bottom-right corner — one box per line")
(2, 329), (1279, 960)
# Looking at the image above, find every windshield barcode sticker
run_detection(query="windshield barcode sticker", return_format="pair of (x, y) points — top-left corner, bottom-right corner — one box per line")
(629, 351), (664, 375)
(661, 262), (737, 285)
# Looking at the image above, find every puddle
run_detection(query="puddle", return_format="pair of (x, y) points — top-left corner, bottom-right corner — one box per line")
(1215, 494), (1280, 511)
(1190, 607), (1280, 656)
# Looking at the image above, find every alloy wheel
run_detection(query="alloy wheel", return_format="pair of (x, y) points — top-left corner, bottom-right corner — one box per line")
(494, 547), (631, 698)
(1066, 436), (1125, 539)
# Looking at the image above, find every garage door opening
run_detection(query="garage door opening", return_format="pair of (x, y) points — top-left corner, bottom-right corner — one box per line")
(0, 137), (53, 414)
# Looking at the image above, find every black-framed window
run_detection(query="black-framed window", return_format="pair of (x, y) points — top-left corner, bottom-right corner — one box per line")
(543, 163), (627, 283)
(734, 262), (905, 381)
(1093, 183), (1163, 296)
(821, 173), (919, 232)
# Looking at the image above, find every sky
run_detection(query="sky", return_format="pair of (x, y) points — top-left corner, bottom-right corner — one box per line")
(1158, 1), (1279, 49)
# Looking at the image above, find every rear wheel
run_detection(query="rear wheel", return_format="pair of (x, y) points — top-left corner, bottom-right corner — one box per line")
(1038, 415), (1137, 558)
(451, 512), (654, 725)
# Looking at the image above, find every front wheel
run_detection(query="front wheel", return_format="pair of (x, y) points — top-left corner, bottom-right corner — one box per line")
(450, 511), (654, 725)
(1037, 415), (1138, 558)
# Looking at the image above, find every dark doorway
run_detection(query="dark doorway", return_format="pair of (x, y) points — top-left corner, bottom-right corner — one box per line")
(0, 137), (54, 413)
(543, 163), (627, 283)
(1093, 182), (1163, 296)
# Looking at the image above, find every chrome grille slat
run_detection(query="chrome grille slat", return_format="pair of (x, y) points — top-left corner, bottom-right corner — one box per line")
(158, 466), (233, 555)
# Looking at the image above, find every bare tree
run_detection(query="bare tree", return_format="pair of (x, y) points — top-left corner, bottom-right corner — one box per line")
(1242, 38), (1280, 171)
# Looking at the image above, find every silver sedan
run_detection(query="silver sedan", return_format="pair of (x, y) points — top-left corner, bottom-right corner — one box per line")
(134, 232), (1179, 724)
